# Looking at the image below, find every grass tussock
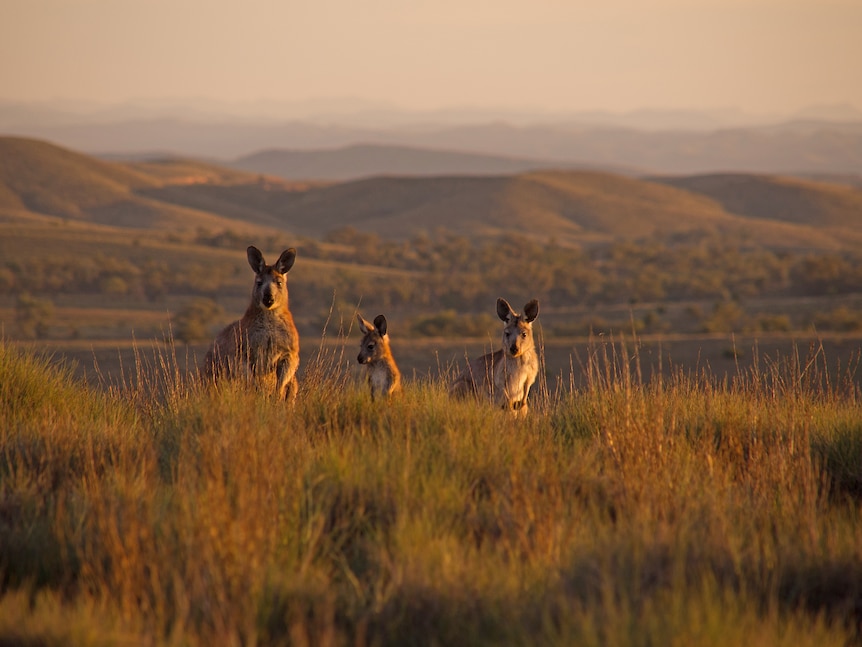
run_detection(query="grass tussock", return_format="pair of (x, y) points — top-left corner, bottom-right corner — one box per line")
(0, 335), (861, 646)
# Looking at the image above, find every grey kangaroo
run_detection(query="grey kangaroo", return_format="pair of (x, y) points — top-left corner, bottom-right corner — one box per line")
(356, 313), (402, 401)
(451, 298), (539, 415)
(204, 245), (300, 401)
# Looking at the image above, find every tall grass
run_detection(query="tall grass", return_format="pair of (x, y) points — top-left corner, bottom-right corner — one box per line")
(0, 335), (860, 646)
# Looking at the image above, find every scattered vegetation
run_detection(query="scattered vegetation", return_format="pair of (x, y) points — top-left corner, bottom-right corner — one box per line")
(14, 292), (54, 339)
(1, 336), (860, 645)
(4, 228), (862, 341)
(173, 298), (224, 344)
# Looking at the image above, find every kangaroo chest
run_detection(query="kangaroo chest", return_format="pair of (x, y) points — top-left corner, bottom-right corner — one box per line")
(495, 351), (537, 386)
(242, 313), (298, 356)
(369, 364), (391, 391)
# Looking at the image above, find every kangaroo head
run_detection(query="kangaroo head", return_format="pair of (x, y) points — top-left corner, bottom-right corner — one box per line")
(247, 245), (296, 310)
(497, 298), (539, 358)
(356, 313), (388, 364)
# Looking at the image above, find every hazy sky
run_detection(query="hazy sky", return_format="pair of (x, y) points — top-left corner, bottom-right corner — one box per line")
(2, 0), (860, 116)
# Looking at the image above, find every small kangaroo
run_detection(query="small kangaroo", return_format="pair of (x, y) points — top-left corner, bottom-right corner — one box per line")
(356, 313), (402, 401)
(203, 245), (300, 401)
(451, 298), (539, 414)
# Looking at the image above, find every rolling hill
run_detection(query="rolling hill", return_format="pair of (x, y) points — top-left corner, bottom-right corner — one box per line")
(244, 171), (740, 244)
(0, 136), (157, 216)
(650, 173), (862, 229)
(139, 167), (862, 249)
(3, 136), (862, 251)
(0, 137), (286, 231)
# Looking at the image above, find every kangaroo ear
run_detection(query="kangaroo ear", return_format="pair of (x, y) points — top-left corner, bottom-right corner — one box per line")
(247, 246), (265, 273)
(356, 313), (372, 334)
(373, 314), (388, 336)
(275, 248), (296, 274)
(497, 298), (516, 322)
(523, 299), (539, 323)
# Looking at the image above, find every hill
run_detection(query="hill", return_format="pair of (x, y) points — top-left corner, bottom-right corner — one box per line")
(4, 136), (862, 251)
(650, 173), (862, 229)
(254, 171), (739, 244)
(0, 137), (284, 231)
(147, 169), (859, 249)
(415, 122), (862, 176)
(5, 113), (862, 174)
(0, 136), (157, 216)
(229, 143), (632, 181)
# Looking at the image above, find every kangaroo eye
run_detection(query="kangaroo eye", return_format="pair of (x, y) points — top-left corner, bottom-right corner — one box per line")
(521, 332), (527, 338)
(255, 278), (263, 286)
(275, 280), (282, 287)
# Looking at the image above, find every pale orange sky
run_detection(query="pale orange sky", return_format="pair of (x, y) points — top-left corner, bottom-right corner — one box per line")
(1, 0), (860, 116)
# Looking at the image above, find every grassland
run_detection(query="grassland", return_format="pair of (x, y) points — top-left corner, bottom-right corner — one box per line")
(3, 134), (862, 646)
(2, 333), (861, 646)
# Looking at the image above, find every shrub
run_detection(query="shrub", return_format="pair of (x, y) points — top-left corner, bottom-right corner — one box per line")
(173, 298), (223, 343)
(409, 310), (496, 338)
(812, 306), (862, 332)
(15, 293), (54, 340)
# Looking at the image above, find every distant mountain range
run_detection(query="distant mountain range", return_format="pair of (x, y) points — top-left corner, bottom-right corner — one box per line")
(2, 100), (862, 176)
(4, 98), (862, 130)
(3, 136), (862, 252)
(229, 144), (635, 181)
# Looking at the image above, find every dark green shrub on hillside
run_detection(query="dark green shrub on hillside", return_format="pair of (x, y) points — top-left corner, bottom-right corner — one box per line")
(15, 293), (54, 340)
(173, 298), (223, 344)
(700, 301), (748, 334)
(409, 311), (496, 338)
(0, 267), (15, 293)
(551, 316), (613, 338)
(755, 314), (792, 333)
(812, 307), (862, 332)
(99, 275), (129, 296)
(790, 254), (862, 295)
(141, 260), (170, 301)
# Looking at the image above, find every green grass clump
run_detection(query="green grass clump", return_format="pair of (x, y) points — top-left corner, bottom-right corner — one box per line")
(0, 338), (860, 646)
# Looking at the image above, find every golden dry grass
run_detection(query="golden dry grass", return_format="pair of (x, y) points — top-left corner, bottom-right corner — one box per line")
(1, 335), (860, 646)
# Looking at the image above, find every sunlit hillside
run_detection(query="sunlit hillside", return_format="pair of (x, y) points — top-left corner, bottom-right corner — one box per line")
(653, 173), (862, 229)
(4, 136), (862, 249)
(0, 137), (284, 231)
(138, 170), (862, 249)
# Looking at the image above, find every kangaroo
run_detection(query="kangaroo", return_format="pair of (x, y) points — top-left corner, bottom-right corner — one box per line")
(450, 298), (539, 415)
(203, 245), (300, 401)
(356, 313), (402, 401)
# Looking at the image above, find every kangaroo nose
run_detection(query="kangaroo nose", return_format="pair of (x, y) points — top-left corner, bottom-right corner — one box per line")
(510, 344), (518, 355)
(262, 293), (275, 307)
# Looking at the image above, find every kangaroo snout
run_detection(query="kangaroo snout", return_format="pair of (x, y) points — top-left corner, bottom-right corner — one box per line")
(261, 290), (276, 308)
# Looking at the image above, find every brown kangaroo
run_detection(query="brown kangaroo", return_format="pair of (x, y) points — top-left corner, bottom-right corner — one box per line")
(356, 313), (402, 401)
(450, 298), (539, 415)
(204, 245), (300, 401)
